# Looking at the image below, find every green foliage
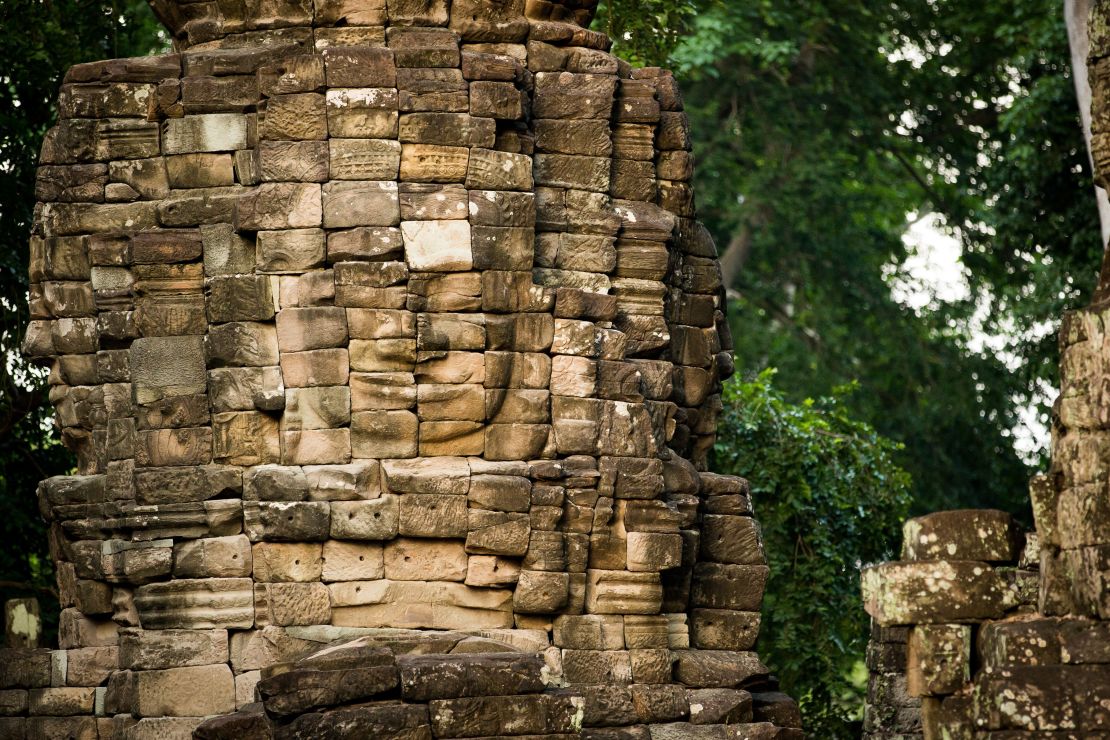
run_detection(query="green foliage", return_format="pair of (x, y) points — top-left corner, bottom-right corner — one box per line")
(714, 371), (912, 738)
(594, 2), (1093, 728)
(0, 0), (166, 636)
(593, 0), (698, 67)
(594, 0), (1097, 518)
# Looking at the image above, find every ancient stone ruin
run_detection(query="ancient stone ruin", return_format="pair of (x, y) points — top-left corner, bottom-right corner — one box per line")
(860, 4), (1110, 737)
(1, 0), (803, 737)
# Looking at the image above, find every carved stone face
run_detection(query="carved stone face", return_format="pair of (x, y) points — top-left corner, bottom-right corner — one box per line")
(26, 0), (761, 677)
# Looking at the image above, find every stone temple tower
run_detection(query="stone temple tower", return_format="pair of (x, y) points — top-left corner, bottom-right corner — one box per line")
(6, 0), (802, 736)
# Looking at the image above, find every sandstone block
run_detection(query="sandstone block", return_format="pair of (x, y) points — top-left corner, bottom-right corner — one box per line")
(902, 509), (1020, 563)
(907, 624), (971, 696)
(253, 542), (323, 582)
(352, 409), (418, 457)
(330, 496), (400, 540)
(244, 501), (331, 542)
(236, 183), (322, 231)
(283, 386), (351, 431)
(400, 143), (469, 182)
(326, 88), (399, 139)
(129, 663), (235, 717)
(330, 138), (402, 180)
(428, 694), (582, 737)
(699, 515), (764, 565)
(329, 579), (513, 630)
(514, 570), (570, 613)
(401, 219), (472, 271)
(399, 493), (468, 537)
(328, 225), (403, 261)
(672, 651), (769, 690)
(322, 47), (397, 88)
(130, 336), (206, 405)
(322, 540), (385, 581)
(351, 338), (417, 371)
(206, 322), (280, 367)
(173, 535), (253, 578)
(162, 114), (248, 154)
(399, 652), (544, 702)
(273, 701), (429, 738)
(323, 180), (400, 228)
(277, 306), (349, 352)
(465, 555), (520, 587)
(259, 140), (329, 183)
(690, 563), (768, 613)
(385, 538), (467, 581)
(280, 349), (351, 388)
(134, 579), (254, 630)
(28, 687), (95, 716)
(65, 646), (118, 686)
(260, 93), (327, 141)
(585, 570), (663, 615)
(351, 372), (417, 410)
(254, 582), (331, 627)
(244, 464), (309, 502)
(626, 532), (683, 572)
(690, 610), (761, 652)
(465, 510), (530, 556)
(468, 474), (530, 512)
(304, 461), (381, 500)
(256, 229), (326, 273)
(465, 148), (532, 191)
(861, 561), (1010, 626)
(119, 629), (228, 671)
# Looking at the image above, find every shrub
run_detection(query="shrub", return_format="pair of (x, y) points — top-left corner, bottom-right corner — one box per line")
(713, 369), (912, 736)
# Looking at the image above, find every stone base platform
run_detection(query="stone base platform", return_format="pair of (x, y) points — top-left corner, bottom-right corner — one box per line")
(0, 628), (802, 739)
(188, 628), (803, 740)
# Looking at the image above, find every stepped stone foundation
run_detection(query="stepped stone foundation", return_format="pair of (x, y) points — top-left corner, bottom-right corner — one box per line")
(860, 4), (1110, 738)
(3, 0), (802, 737)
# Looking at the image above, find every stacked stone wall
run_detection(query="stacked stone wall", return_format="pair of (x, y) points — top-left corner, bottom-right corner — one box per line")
(3, 0), (801, 737)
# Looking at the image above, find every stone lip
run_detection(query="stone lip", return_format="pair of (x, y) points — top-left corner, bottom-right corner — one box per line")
(146, 0), (602, 49)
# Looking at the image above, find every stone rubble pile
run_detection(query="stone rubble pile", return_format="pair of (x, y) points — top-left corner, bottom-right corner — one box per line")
(5, 0), (801, 737)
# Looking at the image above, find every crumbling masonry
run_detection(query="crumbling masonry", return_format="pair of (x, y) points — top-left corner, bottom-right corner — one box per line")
(0, 0), (804, 738)
(860, 3), (1110, 738)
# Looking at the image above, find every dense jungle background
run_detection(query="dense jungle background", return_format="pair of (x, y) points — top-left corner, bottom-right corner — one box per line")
(0, 0), (1100, 734)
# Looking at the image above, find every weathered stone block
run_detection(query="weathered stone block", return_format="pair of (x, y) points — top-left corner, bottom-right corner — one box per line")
(330, 496), (400, 540)
(173, 535), (253, 578)
(254, 582), (331, 627)
(907, 624), (971, 696)
(322, 540), (385, 581)
(585, 570), (663, 615)
(329, 579), (512, 630)
(244, 501), (331, 542)
(385, 537), (467, 581)
(323, 180), (400, 228)
(428, 693), (583, 737)
(902, 509), (1020, 563)
(118, 629), (227, 671)
(253, 542), (323, 582)
(861, 561), (1010, 626)
(128, 663), (235, 718)
(133, 579), (254, 630)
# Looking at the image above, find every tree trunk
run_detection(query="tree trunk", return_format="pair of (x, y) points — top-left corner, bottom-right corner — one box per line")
(1066, 0), (1110, 245)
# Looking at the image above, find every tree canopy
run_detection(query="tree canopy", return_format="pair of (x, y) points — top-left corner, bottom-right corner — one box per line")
(598, 0), (1097, 732)
(599, 0), (1101, 517)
